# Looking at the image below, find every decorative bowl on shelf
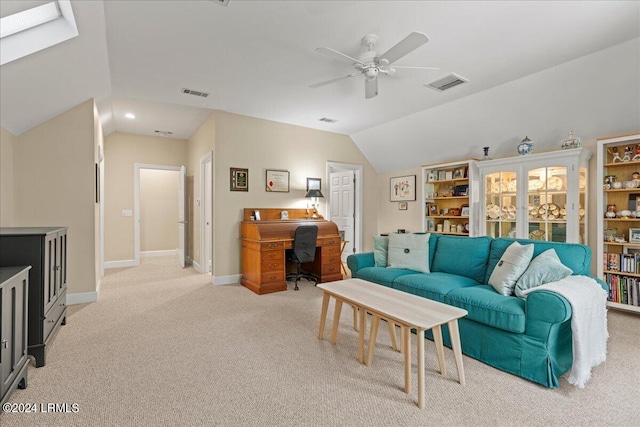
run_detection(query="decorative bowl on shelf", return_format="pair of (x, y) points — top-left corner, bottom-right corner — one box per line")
(623, 181), (637, 189)
(605, 211), (617, 218)
(612, 181), (623, 189)
(620, 209), (632, 218)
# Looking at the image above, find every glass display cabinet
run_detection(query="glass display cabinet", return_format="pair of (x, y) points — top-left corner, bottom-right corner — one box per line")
(476, 148), (590, 243)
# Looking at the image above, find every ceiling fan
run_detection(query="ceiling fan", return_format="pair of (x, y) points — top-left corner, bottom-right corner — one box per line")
(310, 32), (439, 99)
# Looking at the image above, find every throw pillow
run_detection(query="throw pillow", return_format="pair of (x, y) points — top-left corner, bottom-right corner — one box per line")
(387, 233), (430, 274)
(373, 236), (389, 267)
(514, 249), (573, 298)
(488, 241), (534, 296)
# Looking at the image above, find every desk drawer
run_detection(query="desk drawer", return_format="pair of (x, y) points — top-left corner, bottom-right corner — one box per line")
(323, 237), (341, 245)
(322, 254), (341, 265)
(322, 245), (340, 256)
(261, 259), (284, 272)
(261, 241), (284, 251)
(261, 250), (283, 261)
(321, 263), (341, 276)
(261, 271), (284, 284)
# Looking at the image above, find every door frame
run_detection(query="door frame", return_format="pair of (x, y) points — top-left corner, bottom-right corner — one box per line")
(134, 163), (182, 266)
(199, 151), (213, 275)
(326, 162), (363, 255)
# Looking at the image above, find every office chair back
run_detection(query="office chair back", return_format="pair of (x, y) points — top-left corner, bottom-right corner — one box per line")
(292, 225), (318, 263)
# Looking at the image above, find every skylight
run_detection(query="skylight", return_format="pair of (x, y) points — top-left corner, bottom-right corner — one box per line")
(0, 2), (62, 39)
(0, 0), (78, 65)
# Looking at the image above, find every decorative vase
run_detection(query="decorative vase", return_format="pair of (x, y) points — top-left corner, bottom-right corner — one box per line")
(518, 136), (533, 155)
(482, 147), (491, 161)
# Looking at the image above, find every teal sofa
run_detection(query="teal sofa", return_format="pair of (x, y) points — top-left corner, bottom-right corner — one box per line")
(347, 234), (602, 388)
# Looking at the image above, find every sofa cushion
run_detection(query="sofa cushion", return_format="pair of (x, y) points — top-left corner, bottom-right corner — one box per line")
(431, 235), (492, 283)
(445, 285), (526, 333)
(373, 236), (388, 267)
(388, 233), (430, 273)
(488, 241), (534, 296)
(515, 249), (573, 298)
(353, 267), (416, 288)
(392, 272), (480, 303)
(486, 238), (591, 283)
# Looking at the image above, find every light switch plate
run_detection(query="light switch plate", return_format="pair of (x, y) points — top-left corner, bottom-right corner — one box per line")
(122, 210), (133, 217)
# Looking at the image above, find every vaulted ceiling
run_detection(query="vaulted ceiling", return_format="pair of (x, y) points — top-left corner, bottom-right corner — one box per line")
(1, 1), (638, 171)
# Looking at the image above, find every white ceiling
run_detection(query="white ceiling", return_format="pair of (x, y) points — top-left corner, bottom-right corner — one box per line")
(1, 1), (639, 167)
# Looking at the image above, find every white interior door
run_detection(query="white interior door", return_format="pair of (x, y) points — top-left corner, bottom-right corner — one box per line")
(330, 170), (355, 262)
(178, 165), (187, 268)
(204, 160), (213, 273)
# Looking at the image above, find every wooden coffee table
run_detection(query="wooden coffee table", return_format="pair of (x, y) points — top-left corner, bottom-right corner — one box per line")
(317, 278), (467, 409)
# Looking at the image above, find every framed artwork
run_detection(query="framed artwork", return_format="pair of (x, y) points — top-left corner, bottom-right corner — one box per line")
(306, 177), (321, 191)
(453, 167), (466, 179)
(398, 202), (408, 210)
(266, 169), (290, 192)
(630, 228), (640, 243)
(230, 167), (248, 191)
(390, 175), (416, 201)
(427, 203), (438, 216)
(461, 205), (470, 217)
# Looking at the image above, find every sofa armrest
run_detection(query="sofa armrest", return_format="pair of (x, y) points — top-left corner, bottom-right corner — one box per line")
(524, 290), (572, 340)
(347, 252), (375, 274)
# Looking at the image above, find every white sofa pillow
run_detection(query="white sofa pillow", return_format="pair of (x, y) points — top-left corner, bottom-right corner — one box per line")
(488, 241), (534, 296)
(387, 233), (430, 274)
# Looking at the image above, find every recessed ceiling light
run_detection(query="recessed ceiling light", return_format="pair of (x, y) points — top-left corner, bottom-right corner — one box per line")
(125, 113), (136, 119)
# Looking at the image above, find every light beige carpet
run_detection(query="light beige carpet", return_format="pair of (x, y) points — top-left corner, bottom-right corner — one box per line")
(2, 256), (639, 426)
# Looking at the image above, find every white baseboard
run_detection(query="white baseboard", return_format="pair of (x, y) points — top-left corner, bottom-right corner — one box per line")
(141, 249), (177, 258)
(104, 259), (136, 269)
(212, 274), (241, 285)
(66, 290), (98, 305)
(190, 258), (202, 273)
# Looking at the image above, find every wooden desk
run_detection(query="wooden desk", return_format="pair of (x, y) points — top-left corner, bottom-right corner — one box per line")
(240, 209), (343, 294)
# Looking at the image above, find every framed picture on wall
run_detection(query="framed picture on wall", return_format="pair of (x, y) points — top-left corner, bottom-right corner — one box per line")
(266, 169), (290, 192)
(230, 167), (248, 191)
(390, 175), (416, 202)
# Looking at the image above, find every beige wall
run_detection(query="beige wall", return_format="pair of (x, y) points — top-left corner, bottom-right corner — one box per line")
(104, 132), (187, 262)
(186, 113), (215, 266)
(140, 169), (179, 252)
(14, 99), (97, 294)
(0, 126), (16, 226)
(377, 167), (423, 235)
(209, 110), (378, 279)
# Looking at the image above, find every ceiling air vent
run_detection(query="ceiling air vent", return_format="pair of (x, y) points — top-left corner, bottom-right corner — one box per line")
(155, 130), (173, 137)
(319, 117), (337, 123)
(181, 88), (209, 98)
(424, 73), (469, 92)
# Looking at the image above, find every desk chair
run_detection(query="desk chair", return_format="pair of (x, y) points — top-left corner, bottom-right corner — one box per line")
(286, 225), (319, 290)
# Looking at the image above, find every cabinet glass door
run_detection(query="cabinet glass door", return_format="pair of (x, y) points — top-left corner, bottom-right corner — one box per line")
(527, 166), (567, 242)
(484, 171), (517, 238)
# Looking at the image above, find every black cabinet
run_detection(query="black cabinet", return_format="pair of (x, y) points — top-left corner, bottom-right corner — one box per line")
(1, 266), (30, 405)
(0, 227), (68, 367)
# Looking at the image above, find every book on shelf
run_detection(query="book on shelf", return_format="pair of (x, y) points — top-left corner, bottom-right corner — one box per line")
(603, 273), (640, 306)
(603, 252), (640, 274)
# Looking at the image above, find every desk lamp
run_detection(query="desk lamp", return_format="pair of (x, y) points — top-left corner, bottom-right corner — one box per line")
(305, 189), (324, 219)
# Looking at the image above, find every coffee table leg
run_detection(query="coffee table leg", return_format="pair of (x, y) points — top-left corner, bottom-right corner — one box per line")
(366, 313), (381, 366)
(417, 328), (425, 409)
(403, 326), (411, 394)
(448, 319), (466, 386)
(358, 307), (366, 363)
(318, 292), (330, 340)
(352, 304), (358, 331)
(330, 298), (343, 344)
(388, 321), (398, 351)
(432, 324), (447, 376)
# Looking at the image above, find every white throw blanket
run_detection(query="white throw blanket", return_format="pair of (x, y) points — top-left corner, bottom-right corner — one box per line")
(522, 275), (608, 388)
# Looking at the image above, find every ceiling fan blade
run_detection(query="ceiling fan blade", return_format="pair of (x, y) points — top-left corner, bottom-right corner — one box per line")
(315, 47), (365, 66)
(309, 73), (358, 88)
(379, 32), (429, 65)
(391, 65), (440, 70)
(365, 78), (378, 99)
